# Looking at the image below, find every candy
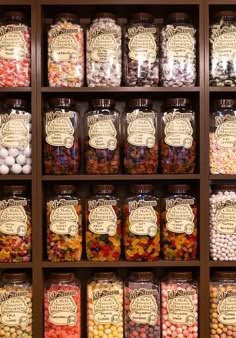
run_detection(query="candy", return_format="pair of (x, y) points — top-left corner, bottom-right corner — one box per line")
(0, 149), (8, 159)
(11, 163), (22, 174)
(0, 164), (9, 175)
(22, 164), (32, 174)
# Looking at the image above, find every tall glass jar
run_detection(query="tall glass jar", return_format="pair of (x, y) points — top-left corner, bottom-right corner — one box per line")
(160, 98), (196, 174)
(86, 184), (122, 261)
(0, 99), (32, 175)
(85, 99), (120, 174)
(43, 98), (80, 175)
(209, 185), (236, 261)
(161, 185), (198, 260)
(124, 271), (160, 338)
(209, 99), (236, 174)
(0, 272), (32, 336)
(86, 12), (122, 87)
(210, 271), (236, 338)
(123, 98), (159, 174)
(123, 184), (160, 261)
(210, 11), (236, 87)
(161, 272), (198, 338)
(87, 272), (123, 338)
(44, 272), (81, 337)
(48, 13), (84, 87)
(0, 11), (31, 87)
(0, 185), (31, 263)
(160, 12), (196, 87)
(123, 12), (159, 87)
(46, 184), (82, 262)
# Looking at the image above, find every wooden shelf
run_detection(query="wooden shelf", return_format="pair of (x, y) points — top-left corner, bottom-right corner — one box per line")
(209, 261), (236, 267)
(0, 87), (31, 92)
(0, 263), (32, 268)
(209, 86), (236, 92)
(209, 175), (236, 180)
(0, 175), (32, 181)
(40, 0), (200, 5)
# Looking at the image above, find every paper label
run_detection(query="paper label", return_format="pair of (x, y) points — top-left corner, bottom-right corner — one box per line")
(215, 119), (236, 149)
(164, 112), (193, 148)
(45, 111), (74, 148)
(166, 199), (194, 234)
(167, 290), (196, 326)
(166, 26), (195, 60)
(88, 115), (117, 150)
(0, 202), (27, 236)
(217, 291), (236, 325)
(212, 24), (236, 61)
(0, 114), (29, 150)
(92, 289), (121, 324)
(48, 290), (77, 326)
(215, 202), (236, 235)
(0, 24), (27, 60)
(0, 290), (29, 327)
(49, 201), (79, 236)
(89, 204), (117, 236)
(90, 29), (118, 63)
(129, 203), (157, 237)
(129, 288), (158, 325)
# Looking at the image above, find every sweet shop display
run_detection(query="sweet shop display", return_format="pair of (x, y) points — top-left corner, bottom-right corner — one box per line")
(44, 272), (81, 338)
(85, 99), (120, 174)
(46, 184), (82, 262)
(160, 98), (196, 174)
(161, 185), (198, 260)
(0, 185), (31, 263)
(86, 12), (122, 87)
(48, 13), (84, 87)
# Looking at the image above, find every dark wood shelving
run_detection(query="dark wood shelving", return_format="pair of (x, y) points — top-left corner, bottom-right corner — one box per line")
(0, 87), (32, 92)
(0, 263), (33, 268)
(209, 175), (236, 180)
(209, 261), (236, 267)
(0, 175), (32, 181)
(40, 0), (201, 5)
(209, 87), (236, 92)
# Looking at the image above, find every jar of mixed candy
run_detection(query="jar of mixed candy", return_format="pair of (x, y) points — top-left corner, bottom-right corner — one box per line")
(209, 99), (236, 174)
(87, 272), (123, 338)
(48, 12), (84, 87)
(86, 12), (122, 87)
(0, 11), (31, 87)
(46, 184), (82, 262)
(123, 12), (159, 86)
(210, 11), (236, 87)
(123, 184), (160, 261)
(0, 185), (31, 263)
(161, 184), (198, 260)
(210, 271), (236, 338)
(160, 98), (196, 174)
(0, 272), (32, 336)
(124, 271), (160, 338)
(160, 12), (196, 87)
(123, 99), (159, 174)
(43, 98), (80, 175)
(44, 272), (81, 337)
(86, 184), (122, 261)
(0, 98), (32, 175)
(85, 99), (120, 174)
(161, 272), (198, 338)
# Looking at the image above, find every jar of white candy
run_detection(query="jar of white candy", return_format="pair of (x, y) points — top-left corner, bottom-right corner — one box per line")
(210, 185), (236, 261)
(0, 99), (32, 175)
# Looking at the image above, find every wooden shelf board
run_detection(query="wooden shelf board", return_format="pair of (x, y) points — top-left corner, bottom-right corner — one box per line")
(0, 263), (32, 269)
(0, 175), (32, 181)
(208, 0), (236, 4)
(209, 87), (236, 92)
(0, 87), (31, 92)
(41, 87), (200, 93)
(209, 261), (236, 267)
(40, 0), (200, 5)
(209, 175), (236, 180)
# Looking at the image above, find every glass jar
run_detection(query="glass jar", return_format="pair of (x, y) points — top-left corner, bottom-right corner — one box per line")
(160, 98), (196, 174)
(43, 98), (80, 175)
(209, 99), (236, 174)
(0, 11), (31, 87)
(87, 272), (123, 338)
(44, 272), (81, 337)
(85, 99), (120, 174)
(85, 185), (122, 261)
(123, 12), (159, 87)
(0, 185), (31, 263)
(48, 12), (84, 87)
(86, 12), (122, 87)
(0, 272), (32, 336)
(210, 11), (236, 87)
(210, 271), (236, 338)
(160, 12), (196, 87)
(209, 185), (236, 261)
(46, 184), (82, 262)
(0, 99), (32, 175)
(124, 271), (160, 338)
(161, 185), (198, 260)
(161, 272), (198, 338)
(123, 99), (159, 174)
(123, 184), (160, 261)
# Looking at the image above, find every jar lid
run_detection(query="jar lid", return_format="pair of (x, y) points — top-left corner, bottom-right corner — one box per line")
(3, 98), (29, 108)
(53, 184), (76, 194)
(213, 271), (236, 280)
(3, 272), (29, 282)
(130, 184), (153, 194)
(127, 98), (153, 108)
(168, 272), (192, 280)
(94, 272), (116, 280)
(91, 99), (115, 108)
(94, 185), (115, 194)
(3, 11), (26, 21)
(94, 12), (116, 21)
(130, 271), (154, 281)
(167, 12), (190, 23)
(167, 184), (191, 193)
(55, 13), (79, 21)
(165, 98), (191, 107)
(214, 11), (236, 20)
(50, 272), (75, 281)
(48, 98), (76, 107)
(130, 12), (154, 22)
(212, 184), (236, 192)
(3, 185), (27, 194)
(213, 99), (236, 109)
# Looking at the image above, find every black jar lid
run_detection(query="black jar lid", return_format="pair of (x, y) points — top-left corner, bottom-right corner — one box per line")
(167, 12), (190, 23)
(91, 99), (116, 109)
(3, 272), (29, 282)
(213, 99), (236, 109)
(167, 184), (191, 193)
(94, 272), (116, 280)
(3, 98), (29, 108)
(94, 184), (115, 194)
(53, 184), (76, 194)
(94, 12), (116, 21)
(50, 272), (75, 281)
(168, 271), (192, 280)
(3, 11), (26, 22)
(130, 271), (154, 281)
(128, 98), (153, 108)
(165, 98), (191, 108)
(213, 271), (236, 280)
(55, 12), (79, 22)
(214, 11), (236, 20)
(48, 98), (76, 108)
(212, 184), (236, 192)
(130, 184), (153, 194)
(3, 185), (27, 195)
(129, 12), (154, 22)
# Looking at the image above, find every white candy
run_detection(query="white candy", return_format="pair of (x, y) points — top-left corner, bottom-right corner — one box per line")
(4, 156), (15, 166)
(0, 164), (9, 174)
(0, 148), (8, 159)
(11, 164), (22, 174)
(26, 158), (32, 165)
(8, 148), (20, 158)
(23, 148), (32, 158)
(22, 164), (31, 174)
(16, 154), (26, 166)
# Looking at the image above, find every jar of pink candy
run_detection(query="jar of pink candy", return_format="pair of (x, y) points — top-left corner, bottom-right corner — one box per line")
(161, 272), (198, 338)
(48, 13), (84, 87)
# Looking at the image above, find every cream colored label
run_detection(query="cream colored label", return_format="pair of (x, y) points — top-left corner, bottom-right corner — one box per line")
(216, 205), (236, 235)
(46, 111), (74, 148)
(166, 26), (195, 60)
(212, 25), (236, 60)
(128, 27), (156, 63)
(129, 288), (158, 325)
(0, 114), (29, 150)
(48, 290), (77, 326)
(129, 205), (157, 237)
(50, 204), (78, 236)
(92, 290), (121, 324)
(167, 291), (195, 326)
(0, 205), (27, 236)
(0, 290), (29, 327)
(215, 120), (236, 149)
(89, 205), (117, 236)
(164, 112), (193, 148)
(88, 115), (117, 150)
(90, 32), (118, 63)
(0, 24), (27, 60)
(166, 202), (194, 234)
(127, 112), (155, 148)
(217, 291), (236, 325)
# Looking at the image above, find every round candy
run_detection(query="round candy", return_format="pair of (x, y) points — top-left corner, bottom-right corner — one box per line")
(0, 148), (8, 159)
(11, 164), (22, 174)
(8, 148), (20, 158)
(16, 154), (27, 166)
(24, 148), (32, 158)
(22, 164), (32, 175)
(0, 164), (9, 175)
(4, 156), (15, 166)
